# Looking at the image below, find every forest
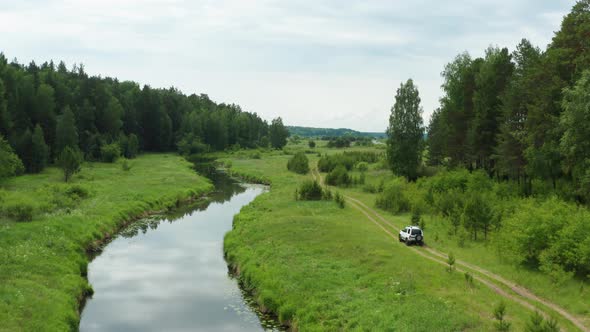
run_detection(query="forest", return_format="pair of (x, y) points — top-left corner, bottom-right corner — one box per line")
(381, 0), (590, 283)
(426, 1), (590, 202)
(0, 56), (289, 181)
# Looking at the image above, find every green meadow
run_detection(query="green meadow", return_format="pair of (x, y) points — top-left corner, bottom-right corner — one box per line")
(222, 143), (584, 331)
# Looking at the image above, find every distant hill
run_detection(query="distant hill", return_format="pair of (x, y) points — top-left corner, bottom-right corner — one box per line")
(287, 126), (386, 138)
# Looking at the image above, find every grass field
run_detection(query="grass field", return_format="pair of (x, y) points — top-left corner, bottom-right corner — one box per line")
(221, 145), (572, 331)
(0, 154), (212, 331)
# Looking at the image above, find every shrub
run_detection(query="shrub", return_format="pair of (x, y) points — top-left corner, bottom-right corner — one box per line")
(325, 165), (351, 187)
(334, 192), (345, 208)
(308, 140), (316, 148)
(66, 184), (89, 199)
(121, 159), (132, 172)
(250, 152), (262, 159)
(375, 178), (411, 213)
(493, 302), (510, 331)
(2, 200), (34, 222)
(57, 147), (83, 182)
(356, 162), (369, 172)
(100, 143), (121, 163)
(287, 152), (310, 174)
(297, 181), (324, 200)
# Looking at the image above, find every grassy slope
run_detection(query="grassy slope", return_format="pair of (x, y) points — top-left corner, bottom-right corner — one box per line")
(0, 154), (212, 332)
(222, 148), (540, 331)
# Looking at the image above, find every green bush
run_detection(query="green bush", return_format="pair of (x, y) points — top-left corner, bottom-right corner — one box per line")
(325, 165), (351, 187)
(100, 143), (121, 163)
(287, 152), (310, 174)
(334, 192), (345, 208)
(121, 159), (132, 171)
(297, 180), (324, 200)
(375, 178), (411, 213)
(2, 200), (34, 222)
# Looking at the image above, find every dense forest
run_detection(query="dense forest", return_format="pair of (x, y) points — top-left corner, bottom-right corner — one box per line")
(426, 0), (590, 202)
(0, 55), (291, 179)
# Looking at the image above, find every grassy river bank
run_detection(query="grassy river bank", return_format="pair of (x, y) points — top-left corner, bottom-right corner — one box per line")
(0, 154), (212, 331)
(221, 148), (556, 331)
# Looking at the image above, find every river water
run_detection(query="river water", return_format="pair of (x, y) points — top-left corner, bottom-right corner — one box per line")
(79, 168), (282, 331)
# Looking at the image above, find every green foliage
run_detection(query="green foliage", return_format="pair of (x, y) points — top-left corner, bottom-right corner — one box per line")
(0, 135), (24, 180)
(500, 197), (590, 278)
(447, 252), (456, 272)
(375, 178), (411, 214)
(560, 70), (590, 200)
(493, 302), (511, 331)
(55, 106), (79, 154)
(269, 117), (289, 149)
(286, 152), (310, 174)
(2, 199), (34, 222)
(524, 311), (559, 332)
(57, 147), (83, 182)
(121, 159), (132, 172)
(308, 140), (316, 148)
(334, 192), (345, 208)
(30, 124), (50, 173)
(325, 165), (351, 187)
(318, 151), (380, 172)
(177, 133), (210, 156)
(296, 180), (324, 201)
(100, 143), (121, 163)
(386, 79), (424, 180)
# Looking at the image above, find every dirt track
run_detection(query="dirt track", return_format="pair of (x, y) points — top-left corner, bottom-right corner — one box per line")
(311, 167), (588, 332)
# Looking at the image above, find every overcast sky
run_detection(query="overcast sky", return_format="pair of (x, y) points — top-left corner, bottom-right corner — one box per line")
(0, 0), (576, 132)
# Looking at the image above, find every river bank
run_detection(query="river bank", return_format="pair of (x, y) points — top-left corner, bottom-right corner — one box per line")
(0, 154), (213, 331)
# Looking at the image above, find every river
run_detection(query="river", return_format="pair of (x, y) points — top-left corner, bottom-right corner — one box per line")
(79, 167), (282, 331)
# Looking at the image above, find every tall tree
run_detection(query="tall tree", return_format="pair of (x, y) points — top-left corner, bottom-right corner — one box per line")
(386, 79), (424, 180)
(559, 70), (590, 201)
(469, 47), (514, 173)
(269, 117), (288, 149)
(30, 124), (49, 173)
(495, 39), (541, 182)
(55, 106), (79, 153)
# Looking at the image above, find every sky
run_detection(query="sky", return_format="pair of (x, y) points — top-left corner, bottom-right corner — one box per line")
(0, 0), (577, 132)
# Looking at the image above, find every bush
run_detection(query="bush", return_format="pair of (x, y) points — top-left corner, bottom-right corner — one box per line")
(356, 162), (369, 172)
(287, 152), (310, 174)
(308, 140), (316, 148)
(2, 200), (34, 222)
(66, 184), (90, 199)
(100, 143), (121, 163)
(297, 181), (324, 200)
(325, 165), (351, 187)
(57, 147), (83, 182)
(121, 159), (132, 172)
(334, 192), (345, 208)
(375, 178), (411, 213)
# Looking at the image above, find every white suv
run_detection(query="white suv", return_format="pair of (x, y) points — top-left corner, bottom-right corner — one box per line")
(399, 226), (424, 246)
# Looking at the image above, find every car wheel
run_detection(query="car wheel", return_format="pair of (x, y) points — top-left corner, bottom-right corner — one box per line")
(405, 240), (411, 246)
(398, 235), (403, 242)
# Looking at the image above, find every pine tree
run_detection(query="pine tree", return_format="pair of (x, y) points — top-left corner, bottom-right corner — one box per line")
(30, 124), (49, 173)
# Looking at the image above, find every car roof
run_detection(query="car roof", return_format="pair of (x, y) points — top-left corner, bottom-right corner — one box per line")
(406, 226), (422, 230)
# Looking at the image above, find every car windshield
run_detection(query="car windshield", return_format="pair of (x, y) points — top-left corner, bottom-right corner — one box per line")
(411, 229), (422, 235)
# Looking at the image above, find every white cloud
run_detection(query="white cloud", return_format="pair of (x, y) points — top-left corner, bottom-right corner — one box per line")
(0, 0), (576, 131)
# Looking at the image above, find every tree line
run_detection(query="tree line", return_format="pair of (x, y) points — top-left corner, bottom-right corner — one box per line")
(388, 0), (590, 202)
(0, 54), (289, 180)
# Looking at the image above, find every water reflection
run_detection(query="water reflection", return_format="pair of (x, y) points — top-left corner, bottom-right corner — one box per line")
(79, 166), (283, 332)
